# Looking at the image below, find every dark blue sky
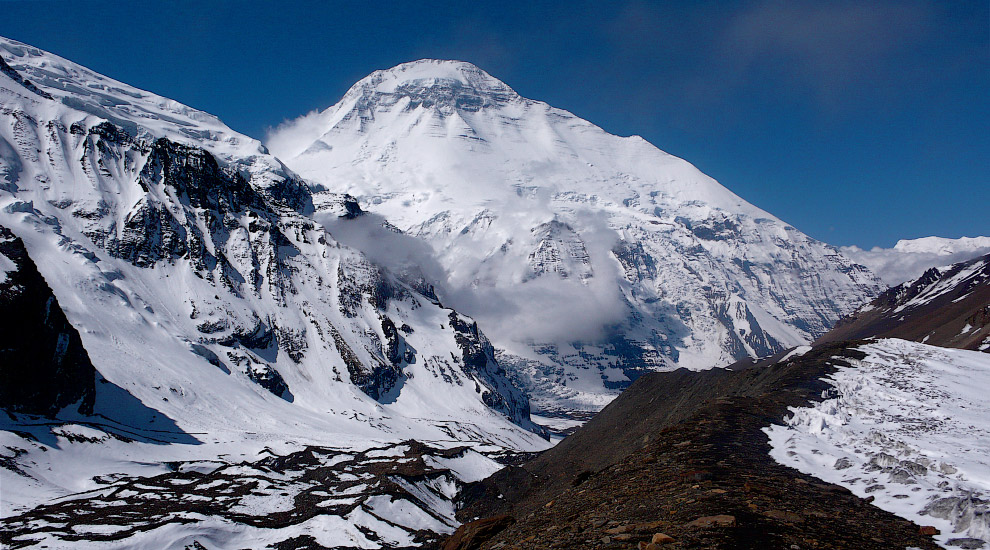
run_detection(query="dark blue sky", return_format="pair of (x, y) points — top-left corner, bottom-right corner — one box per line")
(2, 1), (986, 248)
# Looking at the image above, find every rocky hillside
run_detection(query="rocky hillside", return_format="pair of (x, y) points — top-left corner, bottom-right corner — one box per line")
(818, 253), (990, 351)
(446, 343), (942, 550)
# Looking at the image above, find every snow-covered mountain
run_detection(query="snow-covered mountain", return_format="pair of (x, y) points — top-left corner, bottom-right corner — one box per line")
(0, 37), (549, 547)
(841, 236), (990, 285)
(269, 59), (884, 411)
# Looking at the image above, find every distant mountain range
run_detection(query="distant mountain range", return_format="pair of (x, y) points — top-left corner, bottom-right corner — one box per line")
(841, 236), (990, 285)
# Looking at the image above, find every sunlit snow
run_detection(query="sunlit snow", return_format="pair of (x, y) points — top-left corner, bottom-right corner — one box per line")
(766, 339), (990, 547)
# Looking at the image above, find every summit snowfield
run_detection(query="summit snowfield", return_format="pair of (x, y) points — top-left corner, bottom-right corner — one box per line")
(270, 59), (884, 411)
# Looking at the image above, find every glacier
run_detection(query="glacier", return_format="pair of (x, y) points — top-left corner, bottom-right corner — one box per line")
(766, 339), (990, 548)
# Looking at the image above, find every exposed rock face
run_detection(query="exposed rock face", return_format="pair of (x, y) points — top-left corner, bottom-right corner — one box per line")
(442, 515), (516, 550)
(0, 56), (51, 100)
(448, 311), (535, 427)
(0, 225), (95, 416)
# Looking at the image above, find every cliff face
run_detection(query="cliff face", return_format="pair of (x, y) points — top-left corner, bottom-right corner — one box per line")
(0, 225), (95, 416)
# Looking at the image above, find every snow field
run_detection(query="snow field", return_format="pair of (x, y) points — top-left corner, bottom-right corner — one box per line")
(766, 339), (990, 547)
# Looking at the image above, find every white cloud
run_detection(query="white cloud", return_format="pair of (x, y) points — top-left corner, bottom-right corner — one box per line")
(842, 236), (990, 285)
(265, 109), (328, 161)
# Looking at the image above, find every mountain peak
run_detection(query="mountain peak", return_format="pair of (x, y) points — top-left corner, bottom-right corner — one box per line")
(341, 59), (520, 110)
(361, 59), (513, 91)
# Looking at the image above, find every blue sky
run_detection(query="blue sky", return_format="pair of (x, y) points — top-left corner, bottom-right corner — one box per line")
(2, 0), (986, 248)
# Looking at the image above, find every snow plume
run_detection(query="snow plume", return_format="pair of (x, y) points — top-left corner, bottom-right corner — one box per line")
(319, 206), (631, 347)
(266, 109), (328, 160)
(842, 236), (990, 285)
(316, 211), (449, 294)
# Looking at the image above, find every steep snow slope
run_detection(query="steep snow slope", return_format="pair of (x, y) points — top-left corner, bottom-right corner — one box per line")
(842, 236), (990, 285)
(270, 59), (884, 411)
(0, 37), (548, 547)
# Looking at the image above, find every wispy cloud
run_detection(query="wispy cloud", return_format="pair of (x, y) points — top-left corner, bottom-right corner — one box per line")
(718, 0), (930, 102)
(266, 109), (327, 160)
(594, 0), (934, 130)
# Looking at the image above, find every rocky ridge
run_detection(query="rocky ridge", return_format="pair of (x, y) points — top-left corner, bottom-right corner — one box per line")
(819, 252), (990, 351)
(446, 343), (942, 550)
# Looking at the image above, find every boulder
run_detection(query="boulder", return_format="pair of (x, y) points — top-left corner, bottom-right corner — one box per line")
(685, 514), (736, 528)
(442, 515), (515, 550)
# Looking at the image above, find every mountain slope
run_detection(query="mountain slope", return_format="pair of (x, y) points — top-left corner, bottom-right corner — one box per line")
(270, 59), (884, 412)
(819, 252), (990, 351)
(0, 37), (548, 547)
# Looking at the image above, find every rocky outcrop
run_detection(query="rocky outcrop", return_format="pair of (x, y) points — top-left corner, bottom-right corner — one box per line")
(0, 441), (474, 549)
(0, 55), (51, 100)
(443, 515), (515, 550)
(448, 311), (539, 431)
(0, 226), (95, 416)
